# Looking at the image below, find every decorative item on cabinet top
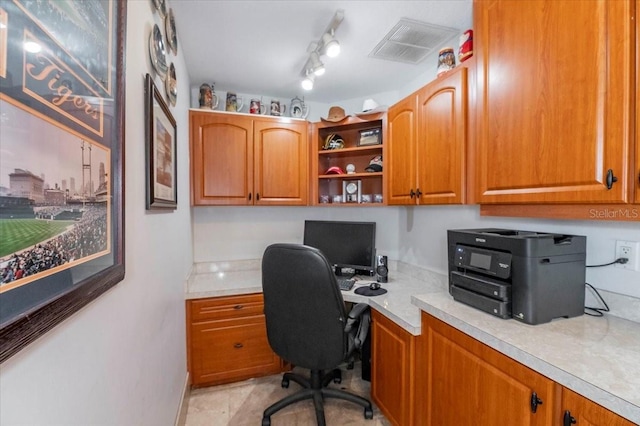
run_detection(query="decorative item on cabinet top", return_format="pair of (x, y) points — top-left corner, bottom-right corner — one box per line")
(290, 96), (309, 119)
(198, 83), (219, 109)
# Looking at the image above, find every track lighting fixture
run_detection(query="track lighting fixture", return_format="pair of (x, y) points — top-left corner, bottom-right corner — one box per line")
(299, 9), (344, 91)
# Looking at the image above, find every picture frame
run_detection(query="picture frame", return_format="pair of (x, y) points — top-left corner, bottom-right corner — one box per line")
(358, 128), (382, 146)
(145, 73), (177, 210)
(0, 1), (126, 363)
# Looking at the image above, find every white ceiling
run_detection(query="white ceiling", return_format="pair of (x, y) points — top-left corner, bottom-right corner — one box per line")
(170, 1), (473, 104)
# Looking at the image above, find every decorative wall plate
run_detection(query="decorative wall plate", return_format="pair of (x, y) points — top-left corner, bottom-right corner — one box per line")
(149, 24), (168, 79)
(152, 0), (167, 17)
(165, 8), (178, 55)
(165, 62), (177, 106)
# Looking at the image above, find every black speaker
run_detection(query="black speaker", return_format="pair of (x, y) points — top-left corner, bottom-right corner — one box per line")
(376, 255), (388, 283)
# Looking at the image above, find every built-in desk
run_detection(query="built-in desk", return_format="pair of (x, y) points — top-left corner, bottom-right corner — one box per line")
(185, 261), (640, 424)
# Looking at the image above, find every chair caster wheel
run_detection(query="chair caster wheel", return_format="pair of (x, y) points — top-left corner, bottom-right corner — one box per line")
(364, 407), (373, 419)
(281, 378), (289, 388)
(262, 417), (271, 426)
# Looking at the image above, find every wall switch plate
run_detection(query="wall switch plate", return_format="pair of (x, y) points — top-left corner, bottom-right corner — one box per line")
(615, 241), (640, 271)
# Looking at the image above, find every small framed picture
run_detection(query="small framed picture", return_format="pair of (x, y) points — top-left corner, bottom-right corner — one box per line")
(145, 73), (177, 210)
(358, 128), (382, 146)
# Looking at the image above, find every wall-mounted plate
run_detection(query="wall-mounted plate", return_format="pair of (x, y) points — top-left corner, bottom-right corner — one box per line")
(165, 8), (178, 55)
(149, 24), (168, 79)
(165, 62), (177, 107)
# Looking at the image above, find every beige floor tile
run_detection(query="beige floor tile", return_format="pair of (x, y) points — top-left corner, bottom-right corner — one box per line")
(186, 363), (387, 426)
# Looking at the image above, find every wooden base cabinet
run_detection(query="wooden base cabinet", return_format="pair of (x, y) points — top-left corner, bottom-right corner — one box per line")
(190, 110), (309, 206)
(560, 388), (635, 426)
(370, 309), (415, 426)
(186, 294), (282, 387)
(415, 312), (556, 426)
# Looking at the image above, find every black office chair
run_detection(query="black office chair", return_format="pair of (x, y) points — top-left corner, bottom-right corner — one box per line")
(261, 243), (374, 426)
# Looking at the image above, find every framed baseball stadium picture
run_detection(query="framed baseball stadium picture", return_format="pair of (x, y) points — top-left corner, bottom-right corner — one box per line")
(0, 0), (126, 363)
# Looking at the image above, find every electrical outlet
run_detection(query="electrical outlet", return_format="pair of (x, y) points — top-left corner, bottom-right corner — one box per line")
(615, 240), (640, 271)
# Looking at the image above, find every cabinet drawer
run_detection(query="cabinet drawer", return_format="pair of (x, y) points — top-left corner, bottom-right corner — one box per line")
(189, 293), (264, 322)
(190, 315), (280, 386)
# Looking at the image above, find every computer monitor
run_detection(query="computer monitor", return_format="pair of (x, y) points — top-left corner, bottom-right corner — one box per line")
(303, 220), (376, 276)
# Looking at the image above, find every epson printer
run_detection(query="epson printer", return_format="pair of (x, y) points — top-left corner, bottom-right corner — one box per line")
(447, 228), (586, 325)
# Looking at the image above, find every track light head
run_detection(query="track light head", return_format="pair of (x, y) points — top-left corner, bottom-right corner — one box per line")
(322, 30), (340, 58)
(309, 52), (325, 76)
(301, 72), (314, 90)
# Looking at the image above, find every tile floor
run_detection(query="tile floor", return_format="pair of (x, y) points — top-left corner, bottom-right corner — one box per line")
(185, 363), (390, 426)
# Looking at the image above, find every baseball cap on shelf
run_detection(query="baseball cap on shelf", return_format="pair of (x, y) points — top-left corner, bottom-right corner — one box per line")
(321, 106), (349, 123)
(325, 166), (345, 175)
(323, 133), (344, 150)
(364, 155), (383, 172)
(355, 99), (387, 116)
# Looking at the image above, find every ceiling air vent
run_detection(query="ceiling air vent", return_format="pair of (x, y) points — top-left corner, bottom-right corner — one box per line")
(369, 18), (459, 64)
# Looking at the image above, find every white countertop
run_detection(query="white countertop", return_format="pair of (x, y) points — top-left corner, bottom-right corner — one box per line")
(186, 261), (640, 423)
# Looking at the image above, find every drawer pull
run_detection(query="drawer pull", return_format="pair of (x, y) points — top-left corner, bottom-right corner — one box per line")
(234, 343), (244, 349)
(234, 305), (244, 310)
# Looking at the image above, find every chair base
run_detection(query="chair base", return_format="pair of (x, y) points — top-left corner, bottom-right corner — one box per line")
(262, 368), (373, 426)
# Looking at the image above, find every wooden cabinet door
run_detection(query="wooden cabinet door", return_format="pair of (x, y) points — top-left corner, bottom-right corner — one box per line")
(190, 112), (253, 205)
(253, 119), (308, 205)
(420, 313), (556, 426)
(371, 309), (415, 426)
(636, 0), (640, 204)
(187, 294), (282, 387)
(387, 93), (418, 205)
(475, 0), (633, 203)
(561, 387), (636, 426)
(190, 315), (281, 386)
(416, 66), (467, 204)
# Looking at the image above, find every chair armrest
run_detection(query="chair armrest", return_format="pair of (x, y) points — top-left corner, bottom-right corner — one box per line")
(345, 303), (371, 349)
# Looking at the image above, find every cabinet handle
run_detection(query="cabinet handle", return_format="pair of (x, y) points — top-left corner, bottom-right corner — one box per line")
(563, 410), (577, 426)
(233, 305), (244, 310)
(248, 193), (252, 201)
(256, 193), (260, 201)
(416, 188), (422, 198)
(530, 392), (543, 413)
(233, 343), (244, 349)
(410, 189), (416, 198)
(606, 169), (618, 189)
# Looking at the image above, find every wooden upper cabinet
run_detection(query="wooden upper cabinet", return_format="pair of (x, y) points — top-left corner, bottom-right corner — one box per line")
(253, 119), (308, 205)
(387, 93), (417, 205)
(475, 0), (634, 204)
(636, 0), (640, 204)
(190, 112), (253, 205)
(416, 66), (467, 204)
(387, 66), (468, 205)
(189, 110), (308, 206)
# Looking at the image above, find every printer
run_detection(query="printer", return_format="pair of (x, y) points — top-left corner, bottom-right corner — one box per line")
(447, 228), (586, 325)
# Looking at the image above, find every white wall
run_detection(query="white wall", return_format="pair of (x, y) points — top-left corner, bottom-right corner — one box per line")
(0, 2), (193, 425)
(193, 205), (640, 306)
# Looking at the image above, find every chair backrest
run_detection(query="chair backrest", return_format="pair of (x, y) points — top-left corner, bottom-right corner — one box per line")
(262, 243), (348, 370)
